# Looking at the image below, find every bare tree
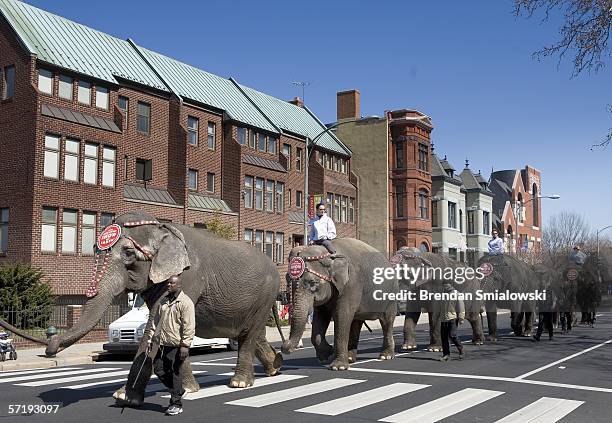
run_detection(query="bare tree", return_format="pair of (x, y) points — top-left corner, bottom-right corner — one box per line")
(514, 0), (612, 148)
(542, 211), (594, 255)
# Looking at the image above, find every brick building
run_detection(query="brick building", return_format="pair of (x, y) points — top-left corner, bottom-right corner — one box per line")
(0, 0), (357, 316)
(334, 90), (432, 256)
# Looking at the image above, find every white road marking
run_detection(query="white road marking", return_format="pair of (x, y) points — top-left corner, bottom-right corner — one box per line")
(379, 388), (504, 423)
(558, 366), (566, 369)
(515, 339), (612, 380)
(192, 356), (237, 363)
(18, 370), (131, 387)
(226, 378), (364, 408)
(63, 370), (207, 390)
(296, 382), (429, 416)
(0, 367), (82, 378)
(166, 374), (307, 400)
(0, 368), (120, 384)
(348, 367), (612, 393)
(494, 397), (584, 423)
(350, 352), (412, 366)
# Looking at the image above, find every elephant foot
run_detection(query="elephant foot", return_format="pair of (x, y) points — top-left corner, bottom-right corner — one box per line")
(401, 343), (417, 351)
(471, 339), (484, 345)
(316, 345), (334, 364)
(485, 335), (497, 342)
(427, 345), (442, 352)
(348, 350), (357, 364)
(379, 350), (394, 361)
(229, 372), (254, 388)
(329, 358), (350, 371)
(113, 387), (143, 408)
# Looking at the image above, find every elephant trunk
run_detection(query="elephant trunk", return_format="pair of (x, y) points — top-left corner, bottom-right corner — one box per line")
(45, 264), (124, 357)
(281, 286), (312, 354)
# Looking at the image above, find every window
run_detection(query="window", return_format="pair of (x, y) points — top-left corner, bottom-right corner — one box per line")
(78, 80), (91, 105)
(59, 75), (73, 100)
(275, 233), (284, 263)
(397, 239), (407, 251)
(0, 208), (8, 254)
(448, 201), (457, 228)
(432, 201), (438, 227)
(288, 189), (292, 207)
(467, 210), (475, 234)
(418, 143), (428, 171)
(349, 197), (355, 223)
(102, 146), (115, 187)
(254, 230), (263, 252)
(207, 122), (216, 149)
(296, 147), (303, 172)
(267, 136), (277, 155)
(275, 182), (284, 213)
(395, 141), (404, 169)
(62, 209), (77, 253)
(340, 157), (347, 174)
(448, 248), (458, 260)
(95, 86), (109, 109)
(325, 154), (331, 170)
(249, 130), (256, 148)
(82, 212), (96, 255)
(207, 172), (215, 193)
(460, 209), (463, 232)
(326, 193), (334, 219)
(333, 156), (340, 172)
(282, 144), (291, 170)
(244, 176), (253, 208)
(38, 69), (53, 94)
(41, 207), (57, 252)
(244, 229), (253, 243)
(419, 189), (429, 219)
(2, 65), (15, 99)
(296, 190), (303, 208)
(44, 134), (60, 179)
(483, 211), (490, 235)
(265, 231), (274, 259)
(258, 133), (266, 152)
(188, 169), (198, 191)
(317, 151), (323, 165)
(187, 116), (198, 146)
(64, 138), (80, 182)
(395, 185), (405, 217)
(255, 178), (264, 210)
(100, 213), (114, 231)
(84, 143), (98, 185)
(137, 101), (150, 135)
(334, 194), (341, 220)
(237, 127), (247, 145)
(118, 96), (129, 129)
(135, 158), (152, 181)
(265, 180), (274, 212)
(532, 183), (539, 227)
(341, 196), (347, 223)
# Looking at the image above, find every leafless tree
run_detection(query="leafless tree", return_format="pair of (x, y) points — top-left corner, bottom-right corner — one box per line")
(542, 211), (594, 255)
(514, 0), (612, 148)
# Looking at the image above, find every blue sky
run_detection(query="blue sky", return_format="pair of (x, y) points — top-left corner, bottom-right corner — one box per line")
(28, 0), (612, 232)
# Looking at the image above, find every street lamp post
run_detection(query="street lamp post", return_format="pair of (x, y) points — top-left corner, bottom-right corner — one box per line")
(596, 225), (612, 282)
(511, 194), (560, 253)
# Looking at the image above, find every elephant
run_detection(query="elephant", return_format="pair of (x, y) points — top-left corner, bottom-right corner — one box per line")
(477, 254), (540, 341)
(281, 238), (398, 370)
(392, 247), (485, 352)
(0, 210), (283, 407)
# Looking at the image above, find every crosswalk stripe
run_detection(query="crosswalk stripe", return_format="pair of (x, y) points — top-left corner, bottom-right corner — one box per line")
(0, 367), (82, 378)
(62, 370), (207, 390)
(147, 373), (223, 393)
(17, 370), (131, 387)
(164, 374), (307, 400)
(226, 378), (365, 408)
(0, 368), (120, 384)
(296, 383), (430, 416)
(379, 388), (504, 423)
(494, 397), (584, 423)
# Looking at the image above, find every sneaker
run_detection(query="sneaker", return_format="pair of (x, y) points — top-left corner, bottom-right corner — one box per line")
(297, 339), (303, 348)
(458, 347), (465, 359)
(165, 405), (183, 416)
(439, 355), (450, 362)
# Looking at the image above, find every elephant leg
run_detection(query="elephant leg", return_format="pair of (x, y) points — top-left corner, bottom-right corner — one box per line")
(229, 332), (257, 388)
(467, 311), (484, 345)
(402, 312), (420, 350)
(427, 311), (442, 352)
(329, 300), (355, 371)
(312, 306), (334, 364)
(523, 311), (534, 336)
(379, 308), (396, 360)
(254, 329), (283, 377)
(114, 349), (153, 407)
(486, 308), (498, 341)
(511, 312), (524, 336)
(348, 320), (363, 363)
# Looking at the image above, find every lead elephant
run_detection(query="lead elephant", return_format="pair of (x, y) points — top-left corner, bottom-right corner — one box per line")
(281, 238), (398, 370)
(0, 211), (282, 407)
(393, 247), (485, 351)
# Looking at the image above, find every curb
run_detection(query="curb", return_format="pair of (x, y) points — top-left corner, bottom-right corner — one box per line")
(0, 353), (102, 372)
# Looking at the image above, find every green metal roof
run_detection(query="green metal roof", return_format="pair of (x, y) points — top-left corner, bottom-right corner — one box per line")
(0, 0), (168, 90)
(134, 44), (278, 133)
(236, 83), (352, 156)
(188, 193), (234, 214)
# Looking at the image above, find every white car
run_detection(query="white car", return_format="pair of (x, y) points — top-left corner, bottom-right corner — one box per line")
(103, 295), (237, 353)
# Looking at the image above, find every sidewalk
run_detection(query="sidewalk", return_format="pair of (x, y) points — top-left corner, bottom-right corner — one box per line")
(0, 314), (428, 372)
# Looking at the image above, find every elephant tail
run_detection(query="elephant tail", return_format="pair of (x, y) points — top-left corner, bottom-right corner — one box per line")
(271, 303), (286, 343)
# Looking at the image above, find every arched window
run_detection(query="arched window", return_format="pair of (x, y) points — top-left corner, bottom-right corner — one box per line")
(419, 242), (429, 252)
(507, 225), (513, 239)
(396, 238), (406, 251)
(517, 193), (524, 222)
(532, 183), (539, 227)
(418, 189), (428, 219)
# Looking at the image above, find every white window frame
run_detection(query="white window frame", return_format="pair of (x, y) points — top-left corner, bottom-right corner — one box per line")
(188, 169), (198, 191)
(78, 80), (91, 105)
(206, 172), (215, 193)
(265, 180), (274, 212)
(82, 211), (96, 256)
(275, 182), (284, 213)
(41, 207), (57, 253)
(188, 116), (199, 146)
(84, 143), (98, 185)
(38, 69), (53, 95)
(44, 134), (60, 179)
(275, 233), (284, 264)
(62, 209), (78, 253)
(95, 86), (109, 110)
(207, 122), (216, 149)
(255, 178), (264, 210)
(59, 75), (73, 100)
(244, 176), (253, 208)
(64, 138), (80, 182)
(102, 146), (116, 187)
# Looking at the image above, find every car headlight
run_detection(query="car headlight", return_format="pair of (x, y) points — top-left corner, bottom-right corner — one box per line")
(136, 324), (146, 338)
(111, 329), (120, 342)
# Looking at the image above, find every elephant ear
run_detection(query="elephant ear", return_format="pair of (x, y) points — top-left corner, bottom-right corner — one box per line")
(149, 224), (191, 284)
(329, 255), (349, 295)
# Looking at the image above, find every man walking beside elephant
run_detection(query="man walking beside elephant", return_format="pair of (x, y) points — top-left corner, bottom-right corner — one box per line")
(146, 274), (196, 416)
(439, 283), (465, 362)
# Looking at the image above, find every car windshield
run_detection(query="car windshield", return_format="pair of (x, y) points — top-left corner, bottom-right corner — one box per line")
(133, 294), (146, 309)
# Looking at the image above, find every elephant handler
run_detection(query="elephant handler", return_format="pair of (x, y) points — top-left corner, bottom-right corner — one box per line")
(145, 274), (196, 416)
(308, 202), (337, 254)
(439, 283), (465, 362)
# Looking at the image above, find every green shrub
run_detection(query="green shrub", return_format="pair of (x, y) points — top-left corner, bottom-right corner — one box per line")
(204, 211), (236, 240)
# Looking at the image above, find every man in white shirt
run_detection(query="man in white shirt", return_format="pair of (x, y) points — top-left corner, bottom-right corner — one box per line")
(308, 203), (337, 254)
(488, 229), (504, 255)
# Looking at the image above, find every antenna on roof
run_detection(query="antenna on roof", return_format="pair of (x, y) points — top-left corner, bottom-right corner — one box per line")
(431, 142), (435, 152)
(465, 158), (469, 168)
(291, 81), (311, 104)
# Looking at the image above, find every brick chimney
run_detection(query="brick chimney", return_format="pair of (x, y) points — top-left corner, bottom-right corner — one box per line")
(337, 89), (360, 120)
(289, 97), (304, 108)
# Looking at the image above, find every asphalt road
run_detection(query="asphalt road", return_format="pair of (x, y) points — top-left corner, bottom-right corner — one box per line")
(1, 313), (612, 423)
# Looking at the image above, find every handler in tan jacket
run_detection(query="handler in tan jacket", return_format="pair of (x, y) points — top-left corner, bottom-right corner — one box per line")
(439, 283), (465, 362)
(146, 274), (195, 416)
